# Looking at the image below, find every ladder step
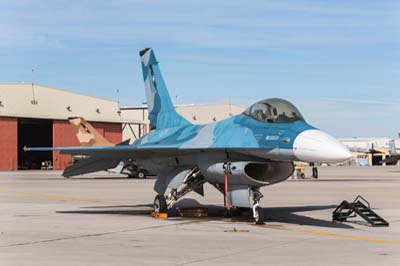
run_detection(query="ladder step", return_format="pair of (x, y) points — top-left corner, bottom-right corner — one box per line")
(374, 223), (389, 226)
(333, 196), (389, 227)
(354, 203), (366, 207)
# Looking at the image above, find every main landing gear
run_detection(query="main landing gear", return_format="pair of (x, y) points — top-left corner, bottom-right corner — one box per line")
(154, 194), (167, 213)
(152, 167), (265, 225)
(250, 187), (264, 224)
(153, 167), (206, 214)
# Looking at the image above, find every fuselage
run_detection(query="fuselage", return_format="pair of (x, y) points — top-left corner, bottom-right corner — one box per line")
(134, 112), (351, 164)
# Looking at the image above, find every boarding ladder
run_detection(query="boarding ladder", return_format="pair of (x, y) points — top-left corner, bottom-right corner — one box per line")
(332, 195), (389, 227)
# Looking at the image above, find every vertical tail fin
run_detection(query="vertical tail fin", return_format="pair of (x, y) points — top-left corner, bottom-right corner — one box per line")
(389, 139), (397, 155)
(139, 48), (190, 130)
(68, 117), (113, 146)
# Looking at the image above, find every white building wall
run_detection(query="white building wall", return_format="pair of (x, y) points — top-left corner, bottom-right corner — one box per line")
(0, 83), (123, 123)
(340, 137), (393, 150)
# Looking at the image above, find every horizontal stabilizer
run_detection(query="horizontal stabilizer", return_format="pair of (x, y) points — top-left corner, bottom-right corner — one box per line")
(64, 157), (121, 177)
(117, 139), (131, 146)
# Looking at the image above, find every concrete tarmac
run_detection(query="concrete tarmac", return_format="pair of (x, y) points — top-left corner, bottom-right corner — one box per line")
(0, 166), (399, 266)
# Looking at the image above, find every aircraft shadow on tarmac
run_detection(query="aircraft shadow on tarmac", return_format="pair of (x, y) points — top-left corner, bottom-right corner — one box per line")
(57, 198), (353, 229)
(64, 176), (133, 180)
(292, 178), (398, 182)
(60, 176), (157, 180)
(10, 176), (132, 181)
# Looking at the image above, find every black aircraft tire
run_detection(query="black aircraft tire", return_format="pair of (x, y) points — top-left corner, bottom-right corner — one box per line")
(154, 195), (167, 214)
(137, 171), (146, 179)
(255, 206), (265, 225)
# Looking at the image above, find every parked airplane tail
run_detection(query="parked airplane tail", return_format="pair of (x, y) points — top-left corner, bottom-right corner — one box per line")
(389, 139), (397, 155)
(68, 117), (113, 146)
(139, 48), (191, 130)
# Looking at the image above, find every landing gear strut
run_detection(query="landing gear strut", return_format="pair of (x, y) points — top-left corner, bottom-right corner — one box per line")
(153, 167), (206, 213)
(250, 187), (264, 224)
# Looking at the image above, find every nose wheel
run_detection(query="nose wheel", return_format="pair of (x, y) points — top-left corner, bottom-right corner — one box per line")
(154, 195), (167, 214)
(253, 204), (265, 224)
(250, 187), (265, 224)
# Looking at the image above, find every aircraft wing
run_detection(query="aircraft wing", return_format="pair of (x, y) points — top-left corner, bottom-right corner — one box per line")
(26, 145), (203, 158)
(25, 145), (271, 177)
(26, 145), (272, 158)
(348, 146), (381, 154)
(63, 156), (121, 177)
(25, 145), (192, 177)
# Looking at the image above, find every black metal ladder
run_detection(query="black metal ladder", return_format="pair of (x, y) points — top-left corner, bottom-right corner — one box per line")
(332, 195), (389, 227)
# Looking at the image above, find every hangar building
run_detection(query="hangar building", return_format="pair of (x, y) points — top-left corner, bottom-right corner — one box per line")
(0, 83), (125, 170)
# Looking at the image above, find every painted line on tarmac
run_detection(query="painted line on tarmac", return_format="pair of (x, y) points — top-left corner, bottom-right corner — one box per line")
(0, 188), (129, 206)
(0, 220), (200, 248)
(262, 224), (400, 246)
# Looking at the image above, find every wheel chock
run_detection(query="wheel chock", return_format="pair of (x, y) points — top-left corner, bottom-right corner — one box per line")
(178, 207), (208, 218)
(151, 212), (168, 219)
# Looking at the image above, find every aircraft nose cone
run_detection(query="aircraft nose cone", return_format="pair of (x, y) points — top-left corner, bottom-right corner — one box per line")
(293, 129), (352, 163)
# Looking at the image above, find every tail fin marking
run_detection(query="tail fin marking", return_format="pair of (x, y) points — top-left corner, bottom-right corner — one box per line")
(139, 48), (190, 130)
(68, 117), (113, 146)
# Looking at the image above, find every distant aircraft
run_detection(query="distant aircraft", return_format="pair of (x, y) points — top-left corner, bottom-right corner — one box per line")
(68, 117), (146, 178)
(348, 143), (381, 155)
(380, 140), (400, 165)
(27, 48), (351, 224)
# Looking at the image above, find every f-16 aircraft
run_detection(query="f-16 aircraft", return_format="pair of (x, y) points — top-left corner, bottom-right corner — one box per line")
(380, 140), (400, 165)
(27, 48), (351, 224)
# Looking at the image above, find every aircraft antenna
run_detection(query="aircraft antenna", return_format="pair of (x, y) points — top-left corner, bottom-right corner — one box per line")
(31, 68), (38, 105)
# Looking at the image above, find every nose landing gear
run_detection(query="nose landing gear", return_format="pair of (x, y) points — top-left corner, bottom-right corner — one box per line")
(250, 188), (264, 224)
(253, 204), (264, 225)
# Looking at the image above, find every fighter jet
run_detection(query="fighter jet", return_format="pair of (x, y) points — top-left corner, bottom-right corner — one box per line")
(380, 140), (400, 165)
(27, 48), (351, 224)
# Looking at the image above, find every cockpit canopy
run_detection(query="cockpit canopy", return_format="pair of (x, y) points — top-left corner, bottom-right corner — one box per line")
(243, 98), (304, 123)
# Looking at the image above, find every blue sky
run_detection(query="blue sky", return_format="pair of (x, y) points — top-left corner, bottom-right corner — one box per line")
(0, 0), (399, 137)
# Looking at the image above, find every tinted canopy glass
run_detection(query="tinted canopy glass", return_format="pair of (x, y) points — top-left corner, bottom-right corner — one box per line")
(244, 98), (304, 123)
